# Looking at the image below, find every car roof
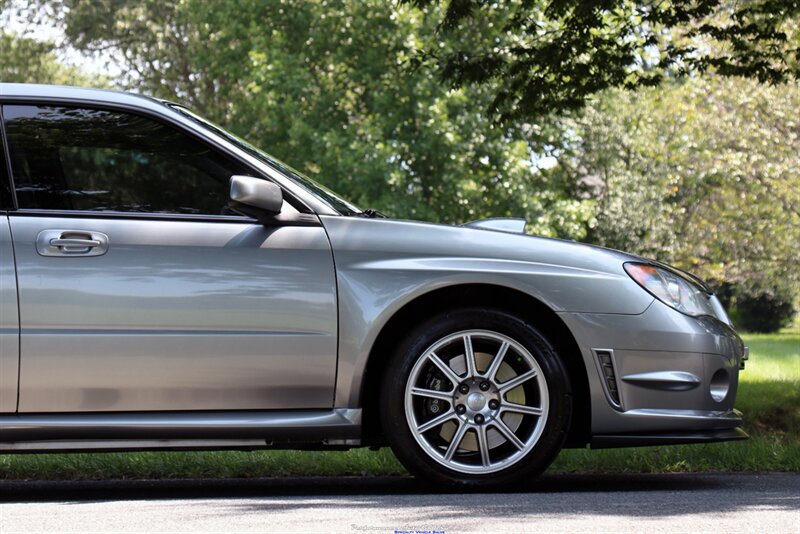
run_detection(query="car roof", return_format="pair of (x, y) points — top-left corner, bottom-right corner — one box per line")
(0, 83), (169, 114)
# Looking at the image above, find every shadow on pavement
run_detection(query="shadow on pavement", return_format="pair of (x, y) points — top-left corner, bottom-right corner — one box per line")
(0, 472), (743, 502)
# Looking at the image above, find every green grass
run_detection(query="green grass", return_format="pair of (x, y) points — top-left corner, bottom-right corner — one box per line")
(0, 448), (406, 481)
(1, 328), (797, 480)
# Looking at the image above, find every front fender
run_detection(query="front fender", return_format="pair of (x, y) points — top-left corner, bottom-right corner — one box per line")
(320, 216), (653, 407)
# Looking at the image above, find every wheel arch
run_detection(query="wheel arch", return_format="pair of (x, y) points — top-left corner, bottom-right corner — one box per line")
(360, 283), (591, 448)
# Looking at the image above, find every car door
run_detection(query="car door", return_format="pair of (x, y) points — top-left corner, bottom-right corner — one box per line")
(2, 103), (338, 413)
(0, 144), (19, 413)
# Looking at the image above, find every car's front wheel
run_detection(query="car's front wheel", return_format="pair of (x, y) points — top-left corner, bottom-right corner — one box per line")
(380, 307), (572, 488)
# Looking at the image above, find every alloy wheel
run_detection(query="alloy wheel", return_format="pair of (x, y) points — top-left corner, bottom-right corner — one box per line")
(403, 329), (549, 474)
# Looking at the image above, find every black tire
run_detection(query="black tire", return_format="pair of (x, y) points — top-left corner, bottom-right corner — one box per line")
(380, 307), (572, 489)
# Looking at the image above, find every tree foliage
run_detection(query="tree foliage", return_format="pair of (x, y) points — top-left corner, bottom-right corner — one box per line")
(0, 31), (95, 85)
(404, 0), (800, 121)
(28, 0), (571, 224)
(548, 75), (800, 299)
(734, 288), (796, 332)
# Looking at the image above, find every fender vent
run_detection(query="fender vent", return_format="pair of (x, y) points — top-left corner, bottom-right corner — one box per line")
(594, 349), (622, 408)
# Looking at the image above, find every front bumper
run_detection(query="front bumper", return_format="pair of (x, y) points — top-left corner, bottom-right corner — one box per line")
(559, 298), (747, 446)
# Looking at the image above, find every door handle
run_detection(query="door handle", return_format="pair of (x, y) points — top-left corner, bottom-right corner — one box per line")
(50, 238), (102, 248)
(36, 230), (109, 257)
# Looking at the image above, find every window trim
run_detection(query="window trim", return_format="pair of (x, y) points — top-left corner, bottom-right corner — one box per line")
(0, 106), (17, 211)
(10, 209), (257, 224)
(0, 97), (318, 219)
(7, 208), (321, 227)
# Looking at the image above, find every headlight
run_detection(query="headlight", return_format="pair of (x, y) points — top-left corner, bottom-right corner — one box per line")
(624, 262), (715, 317)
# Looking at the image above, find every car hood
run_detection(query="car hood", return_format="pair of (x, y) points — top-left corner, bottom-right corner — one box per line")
(320, 215), (654, 314)
(461, 218), (705, 290)
(461, 217), (527, 234)
(320, 215), (653, 314)
(323, 215), (642, 275)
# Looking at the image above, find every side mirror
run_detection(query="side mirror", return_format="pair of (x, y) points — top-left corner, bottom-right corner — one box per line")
(229, 175), (283, 214)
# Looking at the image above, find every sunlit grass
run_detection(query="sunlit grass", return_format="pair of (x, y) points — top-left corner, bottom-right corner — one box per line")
(737, 327), (799, 382)
(1, 328), (797, 480)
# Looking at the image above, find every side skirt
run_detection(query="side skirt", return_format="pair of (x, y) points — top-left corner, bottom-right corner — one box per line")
(0, 409), (362, 452)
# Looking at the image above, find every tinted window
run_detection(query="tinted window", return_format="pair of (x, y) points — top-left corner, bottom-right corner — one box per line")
(3, 105), (248, 214)
(170, 105), (361, 215)
(0, 124), (10, 209)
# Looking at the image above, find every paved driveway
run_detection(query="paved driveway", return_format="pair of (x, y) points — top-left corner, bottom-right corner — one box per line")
(1, 473), (798, 532)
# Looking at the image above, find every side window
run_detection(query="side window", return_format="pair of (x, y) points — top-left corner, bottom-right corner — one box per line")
(0, 127), (9, 209)
(2, 105), (249, 215)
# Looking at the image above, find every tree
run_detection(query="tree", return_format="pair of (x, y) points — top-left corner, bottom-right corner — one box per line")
(0, 31), (96, 84)
(0, 0), (104, 85)
(26, 0), (582, 226)
(546, 75), (800, 300)
(403, 0), (800, 121)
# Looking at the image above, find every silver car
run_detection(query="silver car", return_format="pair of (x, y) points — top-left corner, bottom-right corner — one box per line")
(0, 84), (747, 487)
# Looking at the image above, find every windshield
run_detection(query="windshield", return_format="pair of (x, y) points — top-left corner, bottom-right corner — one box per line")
(168, 104), (361, 215)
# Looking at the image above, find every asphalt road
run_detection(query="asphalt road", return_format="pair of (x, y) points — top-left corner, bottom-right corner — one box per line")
(1, 473), (798, 533)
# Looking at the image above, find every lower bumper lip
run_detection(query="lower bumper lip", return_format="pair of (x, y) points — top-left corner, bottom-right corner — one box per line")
(590, 427), (748, 449)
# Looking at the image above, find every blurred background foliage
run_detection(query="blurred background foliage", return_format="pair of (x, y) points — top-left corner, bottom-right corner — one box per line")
(1, 0), (797, 330)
